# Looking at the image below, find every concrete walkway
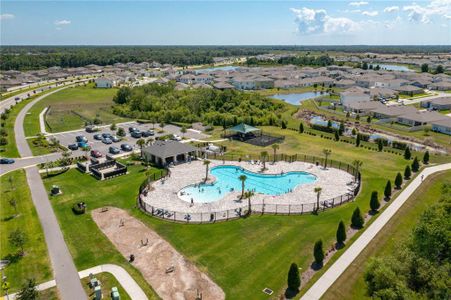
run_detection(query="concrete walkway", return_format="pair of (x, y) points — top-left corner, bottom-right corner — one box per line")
(300, 162), (451, 300)
(13, 85), (87, 300)
(7, 264), (148, 300)
(39, 107), (49, 135)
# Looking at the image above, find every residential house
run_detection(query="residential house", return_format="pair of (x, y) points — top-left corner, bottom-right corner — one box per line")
(95, 77), (115, 88)
(370, 105), (417, 119)
(395, 85), (424, 95)
(420, 97), (451, 110)
(340, 86), (371, 106)
(397, 111), (448, 127)
(431, 118), (451, 135)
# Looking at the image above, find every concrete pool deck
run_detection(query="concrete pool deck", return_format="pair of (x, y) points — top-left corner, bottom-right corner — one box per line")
(140, 160), (356, 221)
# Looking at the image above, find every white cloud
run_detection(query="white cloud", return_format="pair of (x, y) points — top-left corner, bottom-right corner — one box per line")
(0, 14), (15, 21)
(362, 10), (379, 17)
(384, 6), (399, 13)
(54, 19), (71, 26)
(291, 7), (361, 35)
(349, 2), (369, 7)
(403, 0), (451, 23)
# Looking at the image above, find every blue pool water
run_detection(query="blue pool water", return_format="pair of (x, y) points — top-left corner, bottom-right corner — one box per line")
(310, 116), (341, 130)
(271, 92), (329, 105)
(195, 66), (239, 74)
(372, 64), (413, 72)
(179, 165), (317, 203)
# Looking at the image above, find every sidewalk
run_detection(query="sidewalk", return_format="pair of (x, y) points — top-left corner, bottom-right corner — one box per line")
(300, 163), (451, 300)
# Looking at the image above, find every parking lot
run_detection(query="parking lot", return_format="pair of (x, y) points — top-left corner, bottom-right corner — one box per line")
(48, 121), (210, 158)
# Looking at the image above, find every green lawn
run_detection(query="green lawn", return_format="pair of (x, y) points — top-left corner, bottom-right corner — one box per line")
(81, 272), (130, 300)
(23, 85), (129, 136)
(0, 170), (53, 295)
(322, 170), (451, 300)
(40, 126), (448, 299)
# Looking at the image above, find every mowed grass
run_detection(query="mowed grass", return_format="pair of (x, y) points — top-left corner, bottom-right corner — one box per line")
(0, 170), (52, 295)
(322, 170), (451, 300)
(81, 272), (131, 300)
(23, 85), (129, 136)
(39, 128), (446, 299)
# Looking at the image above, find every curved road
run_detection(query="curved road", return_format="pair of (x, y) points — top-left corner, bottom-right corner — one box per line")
(301, 162), (451, 300)
(13, 86), (87, 300)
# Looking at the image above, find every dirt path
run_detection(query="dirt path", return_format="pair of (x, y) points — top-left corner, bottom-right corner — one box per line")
(92, 207), (225, 300)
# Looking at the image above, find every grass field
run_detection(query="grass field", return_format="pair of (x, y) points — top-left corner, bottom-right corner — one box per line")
(40, 125), (448, 299)
(81, 272), (130, 300)
(23, 84), (129, 136)
(0, 170), (52, 295)
(322, 170), (451, 300)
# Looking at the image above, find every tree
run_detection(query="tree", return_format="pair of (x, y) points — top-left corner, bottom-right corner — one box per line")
(334, 130), (339, 141)
(9, 198), (17, 215)
(244, 190), (254, 215)
(423, 151), (429, 164)
(356, 133), (361, 147)
(404, 165), (411, 179)
(313, 239), (325, 266)
(435, 65), (444, 74)
(353, 160), (363, 181)
(404, 147), (411, 160)
(203, 160), (211, 182)
(327, 120), (332, 128)
(370, 191), (380, 212)
(339, 122), (345, 135)
(384, 180), (392, 200)
(113, 86), (131, 104)
(322, 148), (332, 169)
(314, 187), (322, 212)
(60, 150), (71, 166)
(299, 122), (304, 133)
(260, 151), (268, 170)
(17, 278), (38, 300)
(180, 126), (187, 137)
(271, 143), (279, 163)
(110, 122), (117, 131)
(336, 220), (347, 246)
(239, 175), (247, 199)
(287, 263), (301, 292)
(351, 207), (364, 229)
(281, 120), (287, 129)
(420, 63), (429, 73)
(9, 229), (27, 256)
(377, 139), (383, 152)
(367, 115), (372, 124)
(395, 172), (403, 189)
(136, 138), (146, 157)
(411, 157), (420, 172)
(362, 62), (368, 70)
(117, 127), (126, 137)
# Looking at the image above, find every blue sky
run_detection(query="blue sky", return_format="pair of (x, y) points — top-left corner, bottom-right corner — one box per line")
(1, 1), (450, 45)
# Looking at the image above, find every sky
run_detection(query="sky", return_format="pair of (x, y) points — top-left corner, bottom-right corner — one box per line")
(1, 0), (450, 45)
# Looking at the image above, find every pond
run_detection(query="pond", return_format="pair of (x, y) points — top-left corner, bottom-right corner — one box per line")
(271, 92), (329, 105)
(371, 64), (413, 72)
(195, 66), (239, 74)
(310, 116), (341, 130)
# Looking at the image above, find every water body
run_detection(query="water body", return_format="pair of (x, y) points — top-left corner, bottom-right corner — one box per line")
(372, 64), (413, 72)
(194, 66), (239, 74)
(271, 92), (329, 105)
(178, 165), (317, 203)
(310, 116), (341, 130)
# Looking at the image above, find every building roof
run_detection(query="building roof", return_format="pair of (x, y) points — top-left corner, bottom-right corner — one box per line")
(398, 111), (448, 123)
(431, 117), (451, 128)
(422, 97), (451, 106)
(371, 105), (417, 117)
(345, 101), (385, 110)
(143, 141), (197, 158)
(228, 123), (260, 134)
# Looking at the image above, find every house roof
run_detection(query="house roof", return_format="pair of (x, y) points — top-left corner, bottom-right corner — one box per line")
(371, 105), (417, 117)
(228, 123), (260, 134)
(431, 117), (451, 128)
(143, 141), (197, 158)
(398, 111), (448, 123)
(345, 101), (384, 110)
(422, 97), (451, 106)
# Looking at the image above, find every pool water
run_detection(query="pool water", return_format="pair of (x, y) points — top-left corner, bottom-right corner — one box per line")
(178, 165), (317, 203)
(271, 92), (329, 105)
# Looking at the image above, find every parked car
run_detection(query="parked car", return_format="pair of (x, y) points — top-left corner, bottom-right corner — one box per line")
(172, 134), (182, 141)
(109, 146), (120, 154)
(121, 144), (133, 152)
(93, 134), (103, 140)
(68, 143), (79, 150)
(14, 97), (20, 101)
(85, 125), (99, 133)
(101, 133), (112, 139)
(102, 138), (112, 145)
(76, 135), (88, 143)
(77, 142), (89, 149)
(0, 158), (15, 164)
(131, 130), (142, 138)
(128, 127), (138, 133)
(90, 150), (102, 158)
(142, 130), (155, 137)
(111, 135), (120, 143)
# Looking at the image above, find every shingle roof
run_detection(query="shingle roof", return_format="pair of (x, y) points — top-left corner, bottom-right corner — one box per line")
(143, 141), (197, 158)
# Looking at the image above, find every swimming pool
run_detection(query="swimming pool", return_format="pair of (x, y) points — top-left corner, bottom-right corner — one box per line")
(178, 165), (317, 203)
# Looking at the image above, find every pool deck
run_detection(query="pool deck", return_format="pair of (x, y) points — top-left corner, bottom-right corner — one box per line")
(141, 160), (355, 219)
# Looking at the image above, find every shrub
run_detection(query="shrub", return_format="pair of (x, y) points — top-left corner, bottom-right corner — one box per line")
(392, 141), (407, 150)
(287, 263), (301, 291)
(334, 130), (339, 141)
(404, 165), (411, 179)
(356, 134), (361, 147)
(395, 172), (403, 189)
(377, 139), (383, 152)
(411, 157), (420, 172)
(336, 220), (346, 246)
(351, 207), (364, 229)
(117, 127), (126, 137)
(313, 239), (325, 265)
(311, 124), (335, 133)
(299, 122), (304, 133)
(423, 151), (429, 164)
(281, 120), (287, 129)
(72, 203), (86, 215)
(384, 180), (392, 200)
(370, 191), (380, 212)
(404, 147), (411, 160)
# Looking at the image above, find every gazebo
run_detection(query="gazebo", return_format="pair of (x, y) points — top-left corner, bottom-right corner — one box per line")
(224, 123), (284, 147)
(227, 123), (261, 138)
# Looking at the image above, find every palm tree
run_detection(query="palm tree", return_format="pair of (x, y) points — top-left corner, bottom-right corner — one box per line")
(203, 160), (211, 182)
(352, 160), (363, 181)
(314, 187), (322, 213)
(322, 149), (332, 169)
(271, 143), (279, 163)
(244, 190), (254, 215)
(260, 151), (268, 170)
(239, 175), (247, 199)
(137, 138), (146, 157)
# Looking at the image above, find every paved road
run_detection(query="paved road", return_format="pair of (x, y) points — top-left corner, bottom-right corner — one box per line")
(8, 264), (148, 300)
(13, 85), (87, 299)
(0, 152), (62, 176)
(300, 162), (451, 300)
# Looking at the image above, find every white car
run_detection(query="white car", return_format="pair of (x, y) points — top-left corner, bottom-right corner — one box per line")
(172, 134), (182, 141)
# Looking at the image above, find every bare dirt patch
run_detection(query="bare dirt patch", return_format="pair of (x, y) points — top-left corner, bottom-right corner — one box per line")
(92, 207), (225, 300)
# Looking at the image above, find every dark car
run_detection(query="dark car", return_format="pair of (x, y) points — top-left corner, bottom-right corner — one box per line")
(142, 130), (155, 137)
(85, 125), (98, 133)
(90, 150), (102, 158)
(109, 146), (120, 154)
(131, 130), (142, 138)
(111, 135), (120, 143)
(102, 138), (112, 145)
(121, 144), (133, 152)
(128, 127), (138, 133)
(101, 133), (112, 139)
(93, 134), (102, 140)
(0, 158), (15, 164)
(77, 142), (89, 149)
(75, 135), (88, 143)
(68, 143), (79, 150)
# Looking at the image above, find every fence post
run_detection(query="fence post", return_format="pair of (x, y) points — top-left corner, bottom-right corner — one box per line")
(332, 198), (335, 207)
(288, 204), (291, 215)
(275, 204), (278, 215)
(227, 210), (229, 220)
(340, 195), (343, 205)
(301, 204), (303, 214)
